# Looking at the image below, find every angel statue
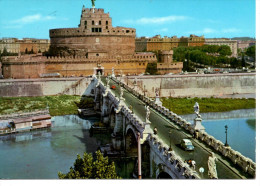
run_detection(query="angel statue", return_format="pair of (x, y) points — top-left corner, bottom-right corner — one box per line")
(98, 71), (101, 80)
(145, 105), (150, 122)
(208, 152), (218, 179)
(91, 0), (96, 8)
(106, 77), (110, 87)
(120, 86), (124, 98)
(194, 102), (201, 118)
(155, 88), (159, 97)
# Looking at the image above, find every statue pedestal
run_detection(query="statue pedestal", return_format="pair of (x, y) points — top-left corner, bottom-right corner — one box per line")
(193, 117), (205, 131)
(154, 96), (162, 106)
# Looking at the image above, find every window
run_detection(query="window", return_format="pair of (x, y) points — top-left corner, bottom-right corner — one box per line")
(106, 26), (108, 29)
(84, 21), (87, 25)
(92, 20), (94, 25)
(106, 21), (108, 25)
(99, 20), (101, 25)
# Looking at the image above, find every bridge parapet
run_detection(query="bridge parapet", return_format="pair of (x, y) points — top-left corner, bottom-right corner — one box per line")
(149, 134), (199, 179)
(113, 76), (256, 178)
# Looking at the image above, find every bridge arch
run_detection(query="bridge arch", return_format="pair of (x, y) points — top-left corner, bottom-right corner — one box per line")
(109, 106), (116, 128)
(125, 127), (138, 157)
(157, 171), (172, 179)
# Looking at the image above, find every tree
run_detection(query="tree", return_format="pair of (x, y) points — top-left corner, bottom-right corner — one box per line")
(145, 62), (158, 75)
(245, 45), (255, 60)
(2, 47), (8, 56)
(241, 53), (246, 67)
(218, 45), (232, 56)
(58, 151), (120, 179)
(230, 57), (241, 68)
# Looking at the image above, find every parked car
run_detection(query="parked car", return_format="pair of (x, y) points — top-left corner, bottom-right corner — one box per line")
(180, 139), (194, 151)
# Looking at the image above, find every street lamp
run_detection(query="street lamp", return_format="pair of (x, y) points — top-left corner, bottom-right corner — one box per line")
(225, 125), (229, 147)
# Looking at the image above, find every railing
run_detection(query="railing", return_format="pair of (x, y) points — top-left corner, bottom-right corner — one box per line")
(111, 76), (256, 177)
(99, 76), (200, 179)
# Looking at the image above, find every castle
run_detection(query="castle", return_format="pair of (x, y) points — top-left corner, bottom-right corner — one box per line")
(1, 3), (183, 79)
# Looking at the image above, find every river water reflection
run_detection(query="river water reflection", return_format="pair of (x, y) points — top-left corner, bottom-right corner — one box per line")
(181, 109), (256, 162)
(0, 109), (256, 179)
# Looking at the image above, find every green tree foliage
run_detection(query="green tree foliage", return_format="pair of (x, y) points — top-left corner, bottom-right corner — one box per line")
(58, 151), (120, 179)
(218, 45), (232, 56)
(2, 47), (8, 56)
(246, 45), (256, 60)
(230, 57), (241, 68)
(241, 54), (246, 67)
(1, 47), (18, 56)
(172, 45), (235, 68)
(145, 62), (158, 75)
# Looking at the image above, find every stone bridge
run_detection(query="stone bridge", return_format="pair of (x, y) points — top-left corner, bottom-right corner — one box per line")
(84, 74), (255, 179)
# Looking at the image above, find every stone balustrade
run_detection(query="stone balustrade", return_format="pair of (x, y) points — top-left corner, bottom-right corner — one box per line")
(112, 76), (256, 177)
(149, 134), (199, 179)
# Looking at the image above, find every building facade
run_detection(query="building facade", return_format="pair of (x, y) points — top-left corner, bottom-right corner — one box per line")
(237, 40), (256, 52)
(0, 38), (20, 53)
(205, 38), (238, 57)
(0, 38), (50, 54)
(50, 6), (136, 57)
(135, 35), (205, 52)
(178, 35), (205, 47)
(2, 5), (183, 79)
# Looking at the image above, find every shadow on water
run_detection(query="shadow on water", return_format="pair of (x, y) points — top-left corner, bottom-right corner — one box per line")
(246, 119), (256, 131)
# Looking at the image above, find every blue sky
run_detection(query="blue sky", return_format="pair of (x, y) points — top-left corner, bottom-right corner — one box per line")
(0, 0), (256, 39)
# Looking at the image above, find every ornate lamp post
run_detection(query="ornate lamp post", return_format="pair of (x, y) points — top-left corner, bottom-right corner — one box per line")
(224, 125), (229, 147)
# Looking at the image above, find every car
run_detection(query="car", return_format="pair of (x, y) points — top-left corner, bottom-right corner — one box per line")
(180, 139), (194, 151)
(110, 85), (116, 89)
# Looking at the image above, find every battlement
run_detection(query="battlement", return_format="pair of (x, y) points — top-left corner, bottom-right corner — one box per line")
(83, 8), (106, 15)
(50, 27), (135, 38)
(2, 53), (157, 64)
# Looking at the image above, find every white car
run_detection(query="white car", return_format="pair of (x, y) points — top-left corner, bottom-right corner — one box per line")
(180, 139), (194, 151)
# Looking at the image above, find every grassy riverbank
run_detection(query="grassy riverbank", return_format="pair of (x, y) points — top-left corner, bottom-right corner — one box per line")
(0, 95), (81, 116)
(0, 95), (256, 117)
(161, 97), (256, 115)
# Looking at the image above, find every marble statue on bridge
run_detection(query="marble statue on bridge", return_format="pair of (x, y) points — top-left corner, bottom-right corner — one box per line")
(111, 67), (115, 77)
(145, 105), (150, 123)
(98, 71), (101, 80)
(208, 152), (218, 179)
(155, 88), (159, 97)
(194, 102), (201, 118)
(120, 86), (124, 99)
(106, 77), (110, 88)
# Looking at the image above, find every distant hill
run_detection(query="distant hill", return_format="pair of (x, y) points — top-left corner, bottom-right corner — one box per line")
(231, 37), (256, 41)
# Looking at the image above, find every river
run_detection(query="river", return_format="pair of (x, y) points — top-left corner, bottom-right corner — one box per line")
(0, 109), (256, 179)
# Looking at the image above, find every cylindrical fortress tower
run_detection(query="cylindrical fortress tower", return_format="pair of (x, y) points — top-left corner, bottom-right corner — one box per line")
(158, 50), (173, 63)
(49, 7), (136, 57)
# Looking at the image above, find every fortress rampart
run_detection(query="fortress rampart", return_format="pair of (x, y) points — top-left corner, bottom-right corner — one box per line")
(2, 53), (157, 79)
